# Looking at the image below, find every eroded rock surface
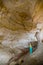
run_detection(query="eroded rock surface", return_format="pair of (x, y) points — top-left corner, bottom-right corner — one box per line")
(0, 0), (43, 65)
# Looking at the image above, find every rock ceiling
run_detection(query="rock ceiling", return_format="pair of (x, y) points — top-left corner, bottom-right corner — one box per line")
(0, 0), (43, 31)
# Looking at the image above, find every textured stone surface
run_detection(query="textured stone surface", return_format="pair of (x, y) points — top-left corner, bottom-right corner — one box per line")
(0, 0), (43, 65)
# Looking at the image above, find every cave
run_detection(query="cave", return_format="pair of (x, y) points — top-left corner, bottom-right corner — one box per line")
(0, 0), (43, 65)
